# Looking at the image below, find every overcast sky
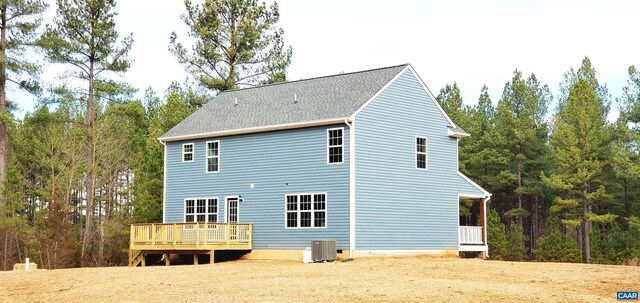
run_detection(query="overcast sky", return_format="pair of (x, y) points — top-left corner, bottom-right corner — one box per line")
(14, 0), (640, 118)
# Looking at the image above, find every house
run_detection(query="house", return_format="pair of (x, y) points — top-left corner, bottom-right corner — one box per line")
(128, 64), (491, 266)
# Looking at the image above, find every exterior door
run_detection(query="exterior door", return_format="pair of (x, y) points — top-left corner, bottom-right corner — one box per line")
(226, 197), (239, 240)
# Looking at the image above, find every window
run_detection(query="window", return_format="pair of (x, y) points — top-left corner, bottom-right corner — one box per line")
(327, 128), (343, 164)
(285, 193), (326, 228)
(416, 136), (427, 170)
(206, 140), (220, 173)
(185, 198), (218, 223)
(182, 143), (194, 162)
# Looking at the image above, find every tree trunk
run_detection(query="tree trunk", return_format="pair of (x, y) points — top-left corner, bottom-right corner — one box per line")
(81, 61), (96, 267)
(0, 5), (8, 213)
(583, 202), (591, 263)
(576, 225), (582, 257)
(516, 159), (523, 227)
(3, 228), (8, 271)
(624, 179), (630, 221)
(531, 194), (539, 251)
(14, 230), (20, 262)
(99, 224), (104, 266)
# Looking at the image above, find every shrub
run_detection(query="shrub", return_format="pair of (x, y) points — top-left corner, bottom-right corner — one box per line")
(590, 221), (638, 265)
(506, 224), (527, 261)
(487, 208), (509, 260)
(534, 216), (581, 263)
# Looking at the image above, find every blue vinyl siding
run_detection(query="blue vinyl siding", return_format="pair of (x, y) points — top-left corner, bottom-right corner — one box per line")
(354, 69), (483, 250)
(164, 125), (350, 250)
(457, 173), (486, 197)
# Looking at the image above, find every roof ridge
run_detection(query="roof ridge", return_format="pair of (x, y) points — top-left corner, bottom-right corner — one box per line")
(219, 63), (409, 95)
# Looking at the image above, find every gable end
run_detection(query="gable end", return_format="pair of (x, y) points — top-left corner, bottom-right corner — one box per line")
(350, 65), (459, 129)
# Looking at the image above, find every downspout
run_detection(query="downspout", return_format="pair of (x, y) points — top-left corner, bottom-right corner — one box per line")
(484, 195), (490, 258)
(344, 119), (355, 259)
(158, 139), (167, 223)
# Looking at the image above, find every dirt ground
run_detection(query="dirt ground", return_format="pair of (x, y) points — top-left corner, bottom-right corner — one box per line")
(0, 256), (638, 303)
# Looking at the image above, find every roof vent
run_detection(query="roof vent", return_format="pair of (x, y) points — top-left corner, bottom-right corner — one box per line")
(294, 93), (297, 104)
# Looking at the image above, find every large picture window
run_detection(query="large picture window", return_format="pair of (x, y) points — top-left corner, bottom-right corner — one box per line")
(327, 128), (343, 164)
(416, 136), (427, 170)
(185, 198), (218, 223)
(206, 140), (220, 173)
(285, 193), (326, 228)
(182, 143), (194, 162)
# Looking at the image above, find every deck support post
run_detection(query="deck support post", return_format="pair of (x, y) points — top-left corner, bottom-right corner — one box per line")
(194, 253), (199, 265)
(210, 250), (215, 264)
(141, 254), (146, 267)
(164, 253), (170, 266)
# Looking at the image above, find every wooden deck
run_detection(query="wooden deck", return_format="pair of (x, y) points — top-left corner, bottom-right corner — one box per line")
(129, 223), (252, 266)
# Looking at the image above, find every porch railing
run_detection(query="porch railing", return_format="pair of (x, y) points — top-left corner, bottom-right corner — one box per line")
(459, 226), (483, 245)
(130, 223), (252, 250)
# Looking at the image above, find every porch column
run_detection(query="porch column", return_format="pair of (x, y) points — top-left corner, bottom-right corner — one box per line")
(480, 198), (486, 245)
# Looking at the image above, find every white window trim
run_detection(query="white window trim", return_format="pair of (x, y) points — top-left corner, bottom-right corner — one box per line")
(225, 195), (240, 223)
(182, 143), (194, 163)
(183, 197), (219, 223)
(205, 140), (220, 173)
(327, 127), (344, 165)
(416, 136), (428, 170)
(284, 192), (328, 229)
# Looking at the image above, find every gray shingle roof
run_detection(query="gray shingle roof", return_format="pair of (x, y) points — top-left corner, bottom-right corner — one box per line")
(159, 64), (408, 141)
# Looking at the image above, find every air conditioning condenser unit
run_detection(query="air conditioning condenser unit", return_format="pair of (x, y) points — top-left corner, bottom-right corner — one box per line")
(311, 240), (337, 262)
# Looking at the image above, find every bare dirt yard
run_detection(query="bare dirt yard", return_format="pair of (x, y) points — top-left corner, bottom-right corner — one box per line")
(0, 256), (638, 303)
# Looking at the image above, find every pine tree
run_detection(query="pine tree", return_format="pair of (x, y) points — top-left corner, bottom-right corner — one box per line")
(38, 0), (133, 267)
(462, 85), (501, 187)
(613, 65), (640, 218)
(169, 0), (292, 92)
(543, 78), (614, 263)
(493, 70), (551, 252)
(133, 84), (196, 223)
(611, 116), (640, 219)
(559, 57), (610, 109)
(0, 0), (47, 213)
(436, 82), (466, 128)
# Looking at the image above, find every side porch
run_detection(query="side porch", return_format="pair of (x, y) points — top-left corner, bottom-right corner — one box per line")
(129, 223), (252, 266)
(458, 195), (488, 258)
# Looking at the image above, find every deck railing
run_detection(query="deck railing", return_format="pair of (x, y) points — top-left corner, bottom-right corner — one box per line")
(130, 223), (252, 250)
(459, 226), (483, 245)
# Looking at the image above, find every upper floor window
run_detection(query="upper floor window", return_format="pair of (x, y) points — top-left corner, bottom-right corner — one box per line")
(327, 128), (343, 164)
(416, 136), (427, 170)
(182, 143), (194, 162)
(285, 193), (327, 228)
(185, 198), (218, 223)
(206, 140), (220, 173)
